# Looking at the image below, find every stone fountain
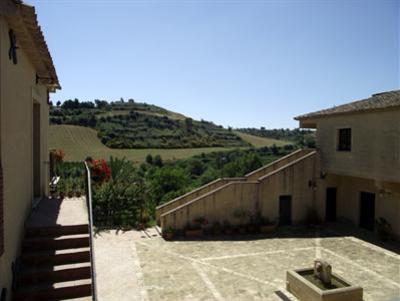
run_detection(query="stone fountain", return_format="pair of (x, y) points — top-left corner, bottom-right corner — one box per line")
(286, 259), (363, 301)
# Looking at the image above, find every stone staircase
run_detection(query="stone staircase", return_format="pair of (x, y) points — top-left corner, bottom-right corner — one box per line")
(156, 148), (318, 231)
(13, 198), (94, 301)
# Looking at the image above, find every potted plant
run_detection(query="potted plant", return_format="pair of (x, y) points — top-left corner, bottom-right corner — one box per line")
(259, 217), (278, 234)
(223, 220), (233, 235)
(136, 222), (145, 231)
(212, 221), (222, 235)
(233, 208), (249, 234)
(246, 215), (258, 234)
(185, 219), (203, 238)
(194, 217), (208, 229)
(163, 226), (175, 240)
(375, 217), (392, 241)
(58, 180), (66, 199)
(75, 190), (82, 197)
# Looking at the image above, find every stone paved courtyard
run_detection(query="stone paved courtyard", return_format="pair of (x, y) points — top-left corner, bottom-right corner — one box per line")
(94, 227), (400, 301)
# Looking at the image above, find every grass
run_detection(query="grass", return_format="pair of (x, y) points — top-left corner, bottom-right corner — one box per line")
(49, 125), (233, 162)
(49, 125), (291, 162)
(234, 131), (290, 147)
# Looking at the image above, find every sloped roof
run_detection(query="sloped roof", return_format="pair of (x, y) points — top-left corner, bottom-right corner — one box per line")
(5, 0), (60, 90)
(295, 90), (400, 120)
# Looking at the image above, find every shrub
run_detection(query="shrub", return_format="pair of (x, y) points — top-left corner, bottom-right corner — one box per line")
(375, 217), (392, 241)
(304, 206), (320, 226)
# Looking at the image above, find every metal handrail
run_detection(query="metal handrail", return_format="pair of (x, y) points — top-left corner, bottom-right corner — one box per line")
(84, 161), (98, 301)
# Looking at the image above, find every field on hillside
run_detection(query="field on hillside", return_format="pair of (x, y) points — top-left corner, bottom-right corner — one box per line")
(49, 125), (231, 162)
(50, 125), (290, 162)
(234, 131), (289, 147)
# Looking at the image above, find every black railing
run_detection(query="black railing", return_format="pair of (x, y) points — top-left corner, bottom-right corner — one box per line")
(84, 161), (98, 301)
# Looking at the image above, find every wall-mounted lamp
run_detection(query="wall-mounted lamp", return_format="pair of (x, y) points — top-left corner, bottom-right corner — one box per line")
(308, 180), (317, 191)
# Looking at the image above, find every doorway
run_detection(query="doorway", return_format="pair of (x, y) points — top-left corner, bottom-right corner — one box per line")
(359, 192), (375, 231)
(325, 187), (337, 222)
(33, 103), (41, 198)
(279, 195), (292, 226)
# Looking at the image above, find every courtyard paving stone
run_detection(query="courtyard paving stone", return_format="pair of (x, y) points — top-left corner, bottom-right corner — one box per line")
(95, 226), (400, 301)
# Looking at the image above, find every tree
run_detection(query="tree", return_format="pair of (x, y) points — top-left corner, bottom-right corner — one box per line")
(56, 101), (61, 107)
(153, 155), (163, 167)
(184, 118), (193, 132)
(48, 101), (53, 107)
(146, 154), (153, 165)
(128, 98), (135, 103)
(95, 99), (108, 109)
(188, 159), (205, 176)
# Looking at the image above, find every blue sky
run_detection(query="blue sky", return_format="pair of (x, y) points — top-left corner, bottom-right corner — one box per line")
(29, 0), (399, 128)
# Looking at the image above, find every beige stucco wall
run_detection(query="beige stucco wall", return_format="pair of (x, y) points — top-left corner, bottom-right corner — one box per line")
(0, 17), (50, 296)
(310, 109), (400, 183)
(155, 178), (244, 224)
(258, 153), (318, 224)
(161, 152), (319, 230)
(161, 181), (260, 230)
(316, 173), (400, 236)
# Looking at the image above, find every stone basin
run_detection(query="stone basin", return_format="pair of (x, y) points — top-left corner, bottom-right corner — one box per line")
(286, 268), (363, 301)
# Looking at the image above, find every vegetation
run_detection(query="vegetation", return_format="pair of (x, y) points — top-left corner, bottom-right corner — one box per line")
(50, 99), (249, 149)
(49, 125), (233, 162)
(237, 127), (316, 148)
(49, 124), (291, 162)
(56, 145), (294, 228)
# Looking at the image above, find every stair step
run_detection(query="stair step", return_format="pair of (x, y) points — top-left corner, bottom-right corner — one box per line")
(21, 248), (90, 267)
(13, 279), (92, 301)
(18, 262), (91, 286)
(22, 234), (89, 252)
(25, 225), (89, 238)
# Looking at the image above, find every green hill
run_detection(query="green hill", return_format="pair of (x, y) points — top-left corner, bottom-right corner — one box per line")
(50, 100), (248, 149)
(49, 125), (290, 162)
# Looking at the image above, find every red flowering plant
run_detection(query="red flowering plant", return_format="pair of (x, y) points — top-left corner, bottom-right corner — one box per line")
(50, 148), (65, 164)
(87, 158), (110, 184)
(50, 148), (65, 178)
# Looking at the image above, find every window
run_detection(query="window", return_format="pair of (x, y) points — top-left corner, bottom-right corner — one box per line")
(337, 128), (351, 151)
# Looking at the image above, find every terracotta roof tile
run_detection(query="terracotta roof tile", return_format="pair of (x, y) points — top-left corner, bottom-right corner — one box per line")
(295, 90), (400, 120)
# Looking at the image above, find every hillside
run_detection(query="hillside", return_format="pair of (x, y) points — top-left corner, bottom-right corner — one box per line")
(49, 125), (232, 162)
(234, 131), (289, 148)
(50, 100), (248, 149)
(49, 125), (290, 162)
(236, 127), (315, 148)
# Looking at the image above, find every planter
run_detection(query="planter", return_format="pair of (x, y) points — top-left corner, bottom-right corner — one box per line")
(213, 229), (222, 236)
(136, 223), (145, 231)
(247, 225), (258, 234)
(67, 191), (74, 198)
(238, 227), (247, 235)
(75, 191), (82, 197)
(163, 232), (174, 240)
(224, 229), (233, 235)
(59, 192), (65, 199)
(185, 229), (203, 238)
(260, 224), (277, 234)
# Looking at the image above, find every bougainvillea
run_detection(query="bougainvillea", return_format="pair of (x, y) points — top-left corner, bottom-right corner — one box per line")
(88, 158), (110, 183)
(50, 149), (65, 163)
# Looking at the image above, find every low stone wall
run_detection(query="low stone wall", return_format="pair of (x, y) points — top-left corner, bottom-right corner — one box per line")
(161, 181), (259, 230)
(155, 178), (245, 223)
(245, 149), (313, 181)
